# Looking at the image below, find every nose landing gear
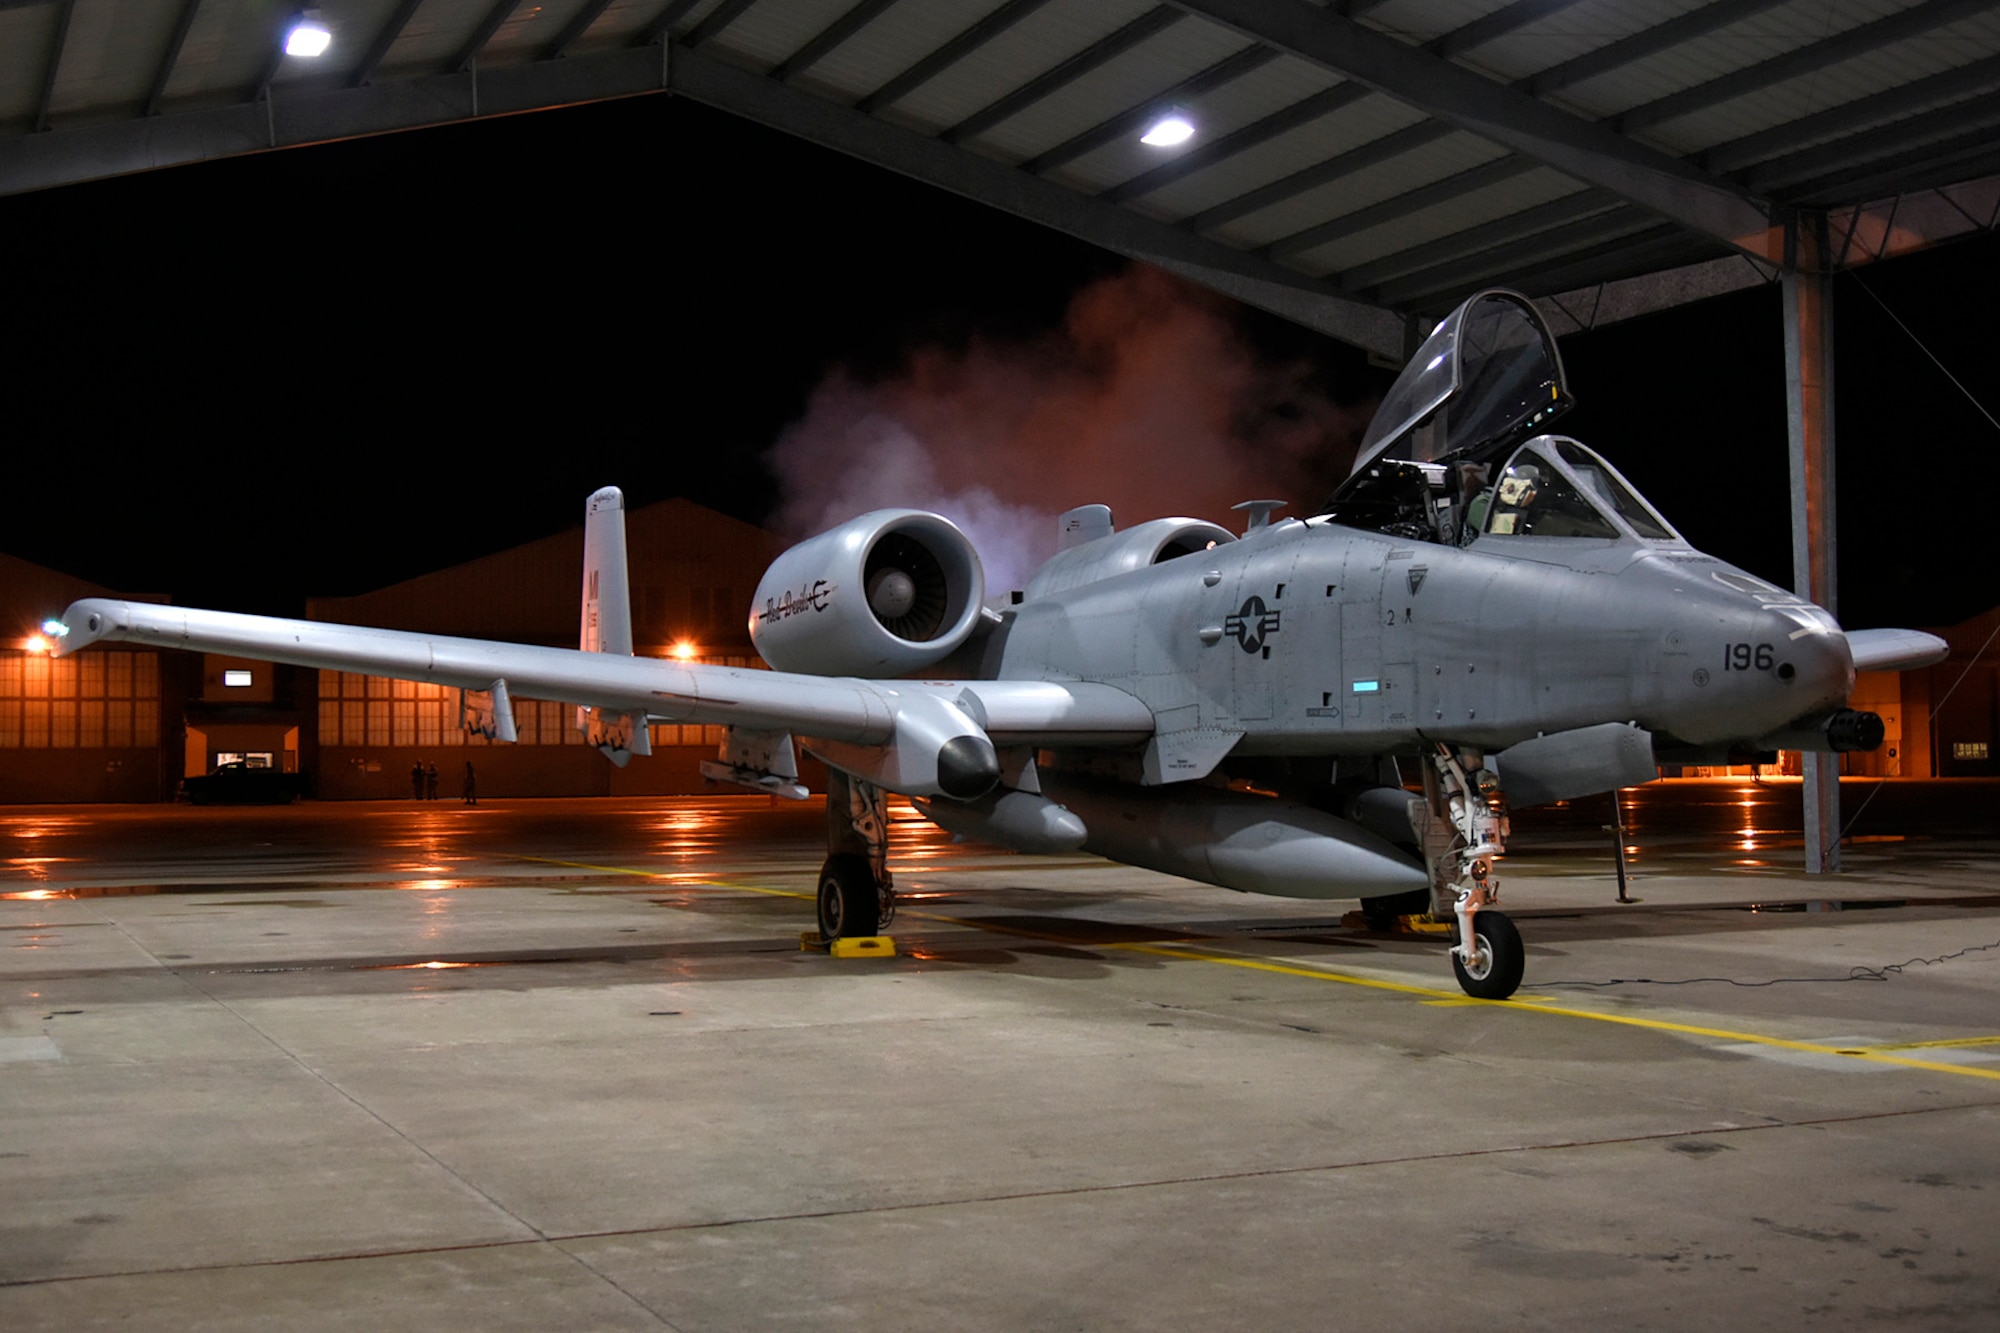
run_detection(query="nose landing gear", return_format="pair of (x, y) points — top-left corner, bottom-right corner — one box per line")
(1426, 745), (1524, 1000)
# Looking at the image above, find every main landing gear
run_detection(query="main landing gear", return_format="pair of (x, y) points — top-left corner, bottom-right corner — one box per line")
(815, 770), (895, 942)
(1424, 744), (1524, 1000)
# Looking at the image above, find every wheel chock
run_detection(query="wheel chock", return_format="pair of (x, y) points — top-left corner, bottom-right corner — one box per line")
(1339, 911), (1455, 938)
(799, 933), (898, 958)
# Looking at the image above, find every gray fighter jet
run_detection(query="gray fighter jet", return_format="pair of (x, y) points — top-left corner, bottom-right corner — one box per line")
(52, 290), (1945, 999)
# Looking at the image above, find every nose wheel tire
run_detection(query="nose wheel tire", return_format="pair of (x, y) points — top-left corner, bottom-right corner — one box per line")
(1452, 909), (1524, 1000)
(817, 854), (881, 940)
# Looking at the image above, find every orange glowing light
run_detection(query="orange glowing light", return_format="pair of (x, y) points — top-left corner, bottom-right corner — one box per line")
(23, 634), (49, 654)
(670, 640), (699, 661)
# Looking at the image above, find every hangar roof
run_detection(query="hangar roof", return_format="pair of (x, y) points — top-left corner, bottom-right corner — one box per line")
(4, 0), (1997, 356)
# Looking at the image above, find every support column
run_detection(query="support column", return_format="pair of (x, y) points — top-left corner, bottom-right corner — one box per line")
(1784, 216), (1839, 873)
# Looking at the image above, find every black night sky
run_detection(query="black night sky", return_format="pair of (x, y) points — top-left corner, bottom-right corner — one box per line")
(9, 93), (1998, 630)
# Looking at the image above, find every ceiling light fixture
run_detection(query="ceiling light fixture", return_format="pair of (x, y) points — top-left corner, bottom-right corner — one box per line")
(286, 9), (332, 58)
(1140, 109), (1195, 147)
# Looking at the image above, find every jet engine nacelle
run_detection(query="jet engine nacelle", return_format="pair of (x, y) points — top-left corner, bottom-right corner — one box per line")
(1022, 517), (1237, 600)
(751, 510), (985, 678)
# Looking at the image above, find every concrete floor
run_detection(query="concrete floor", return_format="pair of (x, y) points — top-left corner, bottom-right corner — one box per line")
(3, 785), (1999, 1329)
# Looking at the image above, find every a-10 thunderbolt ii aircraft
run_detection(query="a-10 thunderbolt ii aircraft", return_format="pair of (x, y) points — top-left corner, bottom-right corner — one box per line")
(53, 290), (1946, 1000)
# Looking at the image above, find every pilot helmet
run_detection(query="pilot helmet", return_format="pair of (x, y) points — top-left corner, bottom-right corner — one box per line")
(1496, 464), (1540, 507)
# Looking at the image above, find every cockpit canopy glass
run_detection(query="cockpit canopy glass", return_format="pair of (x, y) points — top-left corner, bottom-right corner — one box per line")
(1349, 290), (1571, 477)
(1481, 439), (1681, 542)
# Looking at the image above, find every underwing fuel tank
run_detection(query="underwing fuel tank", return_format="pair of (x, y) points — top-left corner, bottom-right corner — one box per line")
(913, 790), (1089, 854)
(1042, 776), (1428, 900)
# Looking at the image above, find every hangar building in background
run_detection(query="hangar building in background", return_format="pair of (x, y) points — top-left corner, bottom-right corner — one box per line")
(0, 498), (787, 803)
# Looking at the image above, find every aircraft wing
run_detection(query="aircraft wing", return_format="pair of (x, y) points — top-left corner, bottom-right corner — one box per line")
(1845, 628), (1950, 673)
(52, 598), (1155, 752)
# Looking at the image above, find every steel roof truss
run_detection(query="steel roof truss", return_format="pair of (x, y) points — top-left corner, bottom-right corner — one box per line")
(940, 6), (1180, 145)
(1170, 0), (1776, 257)
(32, 0), (70, 133)
(1746, 90), (2000, 197)
(352, 0), (427, 89)
(144, 0), (203, 118)
(1703, 54), (2000, 177)
(1017, 43), (1278, 176)
(666, 42), (1404, 353)
(1524, 0), (1791, 99)
(1100, 0), (1585, 208)
(855, 0), (1059, 116)
(1096, 82), (1366, 204)
(686, 0), (765, 50)
(1265, 155), (1536, 261)
(544, 0), (618, 62)
(1187, 118), (1451, 232)
(453, 0), (524, 73)
(1338, 189), (1615, 292)
(770, 0), (901, 82)
(1616, 0), (2000, 136)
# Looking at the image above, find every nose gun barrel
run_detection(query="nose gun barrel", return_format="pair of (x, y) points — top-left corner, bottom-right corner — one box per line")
(1758, 708), (1885, 753)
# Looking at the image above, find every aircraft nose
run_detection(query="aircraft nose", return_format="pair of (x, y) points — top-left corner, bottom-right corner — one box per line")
(1769, 610), (1854, 715)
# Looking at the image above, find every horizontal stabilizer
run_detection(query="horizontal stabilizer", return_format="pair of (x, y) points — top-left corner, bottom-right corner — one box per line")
(1845, 628), (1948, 673)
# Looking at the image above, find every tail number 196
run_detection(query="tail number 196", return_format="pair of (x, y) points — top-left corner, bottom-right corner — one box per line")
(1724, 642), (1775, 671)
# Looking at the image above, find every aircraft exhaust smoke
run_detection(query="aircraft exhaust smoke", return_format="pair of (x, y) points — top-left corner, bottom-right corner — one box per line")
(767, 267), (1371, 591)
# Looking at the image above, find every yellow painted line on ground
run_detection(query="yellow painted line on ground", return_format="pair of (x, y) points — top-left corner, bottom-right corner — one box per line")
(511, 855), (2000, 1084)
(509, 854), (813, 901)
(1110, 940), (2000, 1085)
(1846, 1033), (2000, 1052)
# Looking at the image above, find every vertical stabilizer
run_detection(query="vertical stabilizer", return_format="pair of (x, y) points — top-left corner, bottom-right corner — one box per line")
(581, 486), (633, 656)
(578, 486), (649, 764)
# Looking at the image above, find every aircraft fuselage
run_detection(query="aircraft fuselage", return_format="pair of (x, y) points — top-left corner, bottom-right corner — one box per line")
(994, 516), (1851, 759)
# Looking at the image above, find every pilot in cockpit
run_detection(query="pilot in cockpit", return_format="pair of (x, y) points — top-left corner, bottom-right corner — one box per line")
(1485, 463), (1540, 535)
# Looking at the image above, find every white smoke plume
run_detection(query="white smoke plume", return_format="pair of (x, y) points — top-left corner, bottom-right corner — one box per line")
(767, 266), (1371, 591)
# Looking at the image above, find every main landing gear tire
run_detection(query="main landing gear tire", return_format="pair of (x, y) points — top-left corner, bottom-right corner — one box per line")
(1452, 909), (1524, 1000)
(817, 854), (880, 940)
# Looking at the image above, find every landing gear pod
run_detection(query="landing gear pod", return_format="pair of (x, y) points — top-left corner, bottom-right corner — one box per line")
(751, 510), (986, 677)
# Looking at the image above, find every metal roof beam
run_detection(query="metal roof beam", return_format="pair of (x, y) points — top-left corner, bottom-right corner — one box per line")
(771, 0), (900, 82)
(451, 0), (521, 73)
(542, 0), (617, 62)
(1185, 119), (1451, 231)
(1184, 0), (1781, 234)
(640, 0), (712, 47)
(1475, 229), (1722, 310)
(663, 42), (1403, 354)
(1617, 0), (2000, 135)
(1787, 131), (2000, 209)
(1096, 84), (1367, 205)
(33, 0), (72, 133)
(1337, 191), (1617, 292)
(1703, 54), (2000, 176)
(1169, 0), (1777, 257)
(1746, 91), (2000, 196)
(1374, 211), (1667, 308)
(941, 6), (1179, 145)
(0, 41), (1405, 355)
(1018, 44), (1278, 176)
(1536, 254), (1780, 337)
(684, 0), (762, 50)
(1430, 0), (1589, 62)
(144, 0), (202, 117)
(1103, 0), (1585, 208)
(1525, 0), (1790, 98)
(351, 0), (425, 89)
(855, 0), (1057, 115)
(1265, 155), (1535, 261)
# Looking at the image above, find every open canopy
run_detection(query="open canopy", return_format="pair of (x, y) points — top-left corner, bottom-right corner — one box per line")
(1351, 291), (1573, 477)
